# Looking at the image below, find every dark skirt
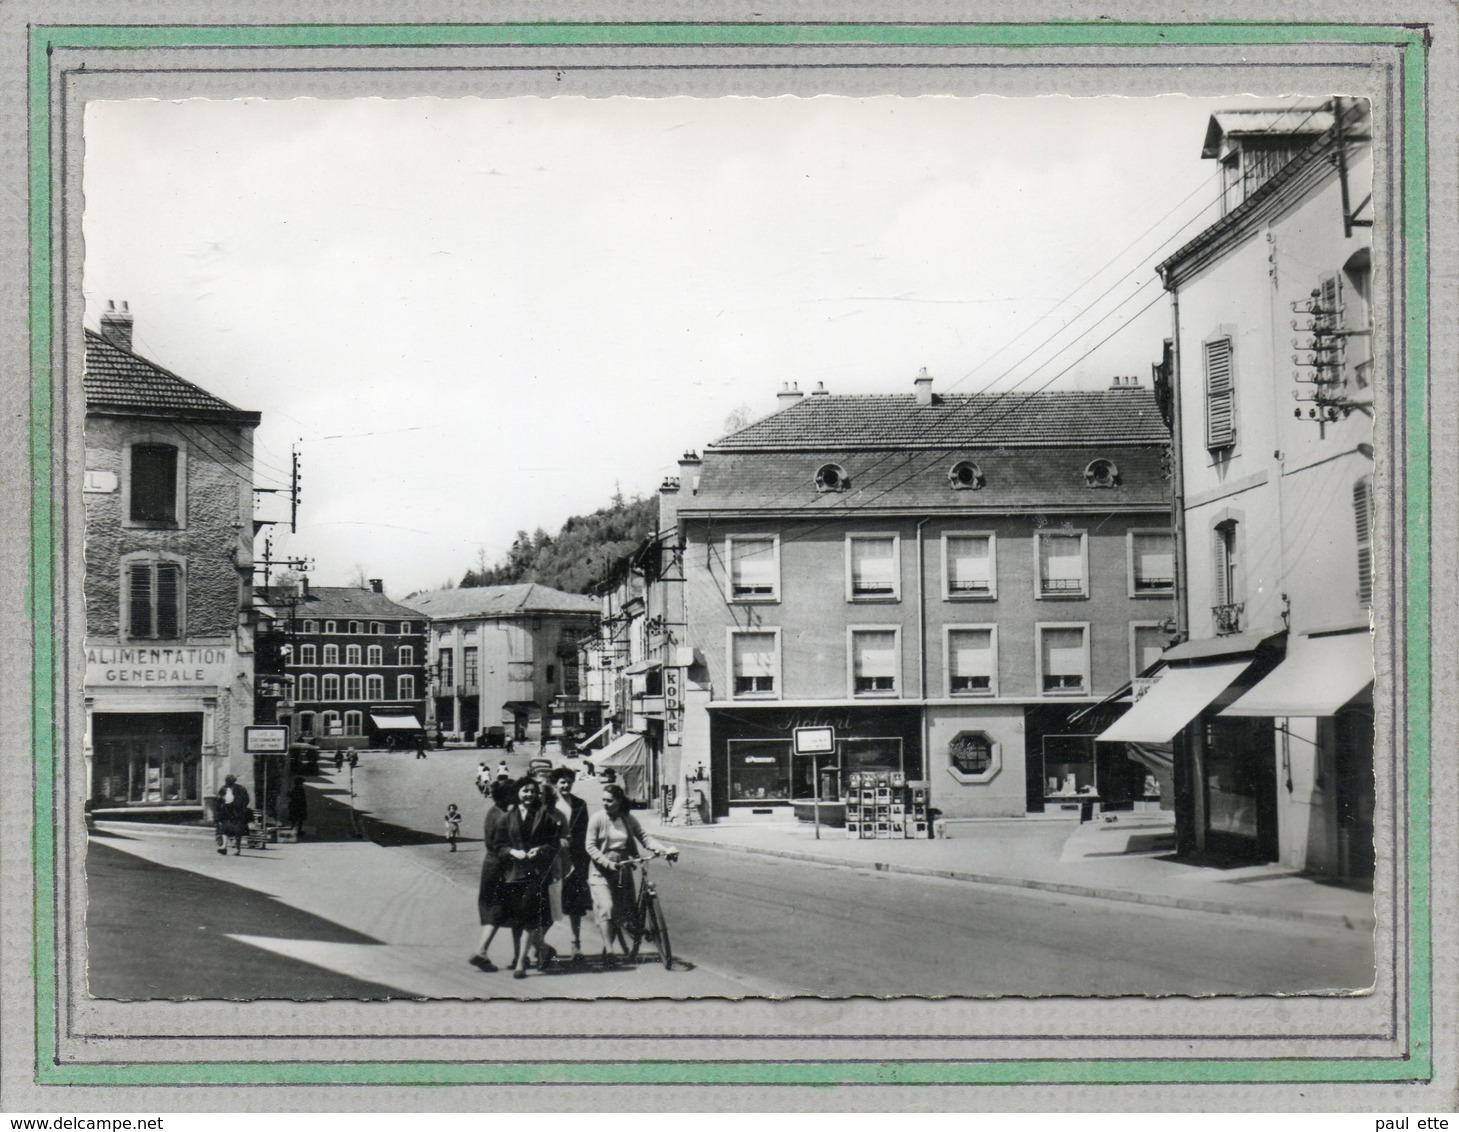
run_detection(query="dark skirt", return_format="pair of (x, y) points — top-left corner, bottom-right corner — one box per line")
(477, 858), (506, 926)
(560, 854), (593, 917)
(217, 810), (250, 838)
(498, 879), (552, 931)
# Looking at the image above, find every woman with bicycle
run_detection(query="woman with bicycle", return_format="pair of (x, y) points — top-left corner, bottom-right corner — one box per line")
(585, 784), (678, 966)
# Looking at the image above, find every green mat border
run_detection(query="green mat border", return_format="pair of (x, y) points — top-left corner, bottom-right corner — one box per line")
(26, 19), (1431, 1088)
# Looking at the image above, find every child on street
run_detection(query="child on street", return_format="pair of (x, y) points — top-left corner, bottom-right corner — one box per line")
(444, 803), (462, 851)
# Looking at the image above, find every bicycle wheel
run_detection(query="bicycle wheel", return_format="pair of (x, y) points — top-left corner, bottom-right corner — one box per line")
(644, 894), (672, 970)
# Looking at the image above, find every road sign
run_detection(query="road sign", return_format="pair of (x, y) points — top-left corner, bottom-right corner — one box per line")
(245, 724), (290, 753)
(794, 726), (835, 755)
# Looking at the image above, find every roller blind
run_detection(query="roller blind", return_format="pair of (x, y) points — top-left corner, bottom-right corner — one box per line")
(733, 633), (777, 677)
(853, 631), (897, 678)
(850, 538), (896, 594)
(947, 536), (991, 593)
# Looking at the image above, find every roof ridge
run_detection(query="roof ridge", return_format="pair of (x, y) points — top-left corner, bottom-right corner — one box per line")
(84, 328), (246, 414)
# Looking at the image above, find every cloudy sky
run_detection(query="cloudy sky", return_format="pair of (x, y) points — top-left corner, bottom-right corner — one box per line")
(82, 93), (1276, 597)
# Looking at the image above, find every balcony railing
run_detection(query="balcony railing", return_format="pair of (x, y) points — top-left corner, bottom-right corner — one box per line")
(1212, 602), (1245, 636)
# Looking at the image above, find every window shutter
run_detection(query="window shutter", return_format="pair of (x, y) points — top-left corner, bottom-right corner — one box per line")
(1042, 628), (1085, 677)
(734, 633), (776, 678)
(1133, 533), (1174, 589)
(1354, 478), (1374, 606)
(1212, 529), (1230, 606)
(731, 539), (775, 593)
(948, 537), (991, 592)
(853, 632), (897, 678)
(949, 630), (993, 677)
(1204, 338), (1236, 448)
(130, 444), (178, 522)
(128, 563), (154, 637)
(851, 538), (896, 593)
(155, 563), (180, 638)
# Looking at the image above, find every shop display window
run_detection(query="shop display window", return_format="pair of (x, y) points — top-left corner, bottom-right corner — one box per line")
(90, 712), (202, 806)
(727, 739), (792, 802)
(1043, 734), (1097, 797)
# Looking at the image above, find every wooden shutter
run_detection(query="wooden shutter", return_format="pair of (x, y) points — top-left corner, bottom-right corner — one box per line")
(128, 563), (153, 637)
(1354, 478), (1374, 606)
(1212, 527), (1230, 607)
(155, 562), (180, 638)
(1204, 337), (1236, 449)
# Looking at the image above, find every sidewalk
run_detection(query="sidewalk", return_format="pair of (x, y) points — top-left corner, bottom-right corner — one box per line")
(640, 809), (1375, 930)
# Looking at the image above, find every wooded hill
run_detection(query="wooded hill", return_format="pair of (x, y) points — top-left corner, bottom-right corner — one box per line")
(459, 494), (659, 595)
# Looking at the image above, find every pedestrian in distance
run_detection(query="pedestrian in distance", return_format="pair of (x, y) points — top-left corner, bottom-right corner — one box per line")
(444, 803), (462, 852)
(347, 750), (359, 769)
(497, 758), (509, 779)
(548, 765), (603, 963)
(215, 774), (252, 856)
(475, 762), (492, 795)
(415, 739), (427, 760)
(586, 784), (678, 964)
(286, 775), (308, 840)
(469, 778), (517, 973)
(334, 748), (344, 773)
(495, 776), (560, 979)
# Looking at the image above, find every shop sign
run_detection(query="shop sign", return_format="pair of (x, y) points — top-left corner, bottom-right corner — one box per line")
(664, 666), (682, 747)
(794, 726), (835, 755)
(86, 645), (232, 688)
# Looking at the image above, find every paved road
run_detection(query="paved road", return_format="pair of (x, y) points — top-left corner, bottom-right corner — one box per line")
(341, 747), (1374, 997)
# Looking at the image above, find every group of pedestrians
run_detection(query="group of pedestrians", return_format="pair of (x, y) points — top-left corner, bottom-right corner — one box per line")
(469, 765), (678, 979)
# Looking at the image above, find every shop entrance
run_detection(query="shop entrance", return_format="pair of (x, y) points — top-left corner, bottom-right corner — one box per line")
(1202, 715), (1278, 861)
(91, 712), (203, 807)
(1334, 705), (1375, 881)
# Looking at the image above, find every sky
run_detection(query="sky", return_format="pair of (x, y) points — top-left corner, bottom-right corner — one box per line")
(82, 93), (1277, 597)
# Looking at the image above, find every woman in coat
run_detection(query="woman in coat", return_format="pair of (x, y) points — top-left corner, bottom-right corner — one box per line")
(469, 778), (517, 972)
(548, 765), (604, 962)
(586, 784), (678, 964)
(495, 776), (560, 979)
(215, 775), (251, 856)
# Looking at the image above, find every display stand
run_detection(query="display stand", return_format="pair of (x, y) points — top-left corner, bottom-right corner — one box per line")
(844, 772), (931, 838)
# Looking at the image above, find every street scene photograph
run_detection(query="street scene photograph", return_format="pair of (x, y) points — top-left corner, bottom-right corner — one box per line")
(78, 91), (1379, 1001)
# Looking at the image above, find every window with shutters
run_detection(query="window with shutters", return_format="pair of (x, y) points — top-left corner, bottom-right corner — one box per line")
(397, 674), (416, 700)
(348, 621), (361, 635)
(1354, 476), (1375, 606)
(322, 674), (340, 700)
(1035, 531), (1088, 598)
(944, 533), (997, 599)
(1130, 623), (1167, 679)
(849, 627), (899, 696)
(366, 674), (385, 700)
(320, 710), (340, 736)
(302, 620), (317, 634)
(946, 626), (997, 696)
(370, 622), (384, 635)
(730, 629), (780, 698)
(367, 644), (383, 666)
(322, 644), (339, 665)
(1129, 530), (1176, 595)
(128, 442), (182, 525)
(1342, 250), (1373, 389)
(846, 534), (900, 601)
(1212, 520), (1243, 634)
(123, 557), (183, 640)
(726, 536), (779, 601)
(1204, 336), (1237, 450)
(324, 621), (336, 634)
(345, 674), (363, 701)
(345, 644), (362, 665)
(1038, 624), (1089, 695)
(297, 674), (318, 701)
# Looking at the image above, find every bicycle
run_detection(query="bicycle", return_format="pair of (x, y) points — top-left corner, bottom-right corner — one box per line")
(610, 853), (676, 969)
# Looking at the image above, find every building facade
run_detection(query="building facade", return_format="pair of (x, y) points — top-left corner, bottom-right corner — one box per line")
(82, 304), (261, 821)
(262, 581), (428, 751)
(662, 371), (1175, 822)
(1109, 100), (1376, 879)
(404, 584), (598, 744)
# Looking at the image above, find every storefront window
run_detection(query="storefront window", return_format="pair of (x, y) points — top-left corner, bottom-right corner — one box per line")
(90, 713), (202, 807)
(1043, 734), (1096, 797)
(727, 739), (792, 802)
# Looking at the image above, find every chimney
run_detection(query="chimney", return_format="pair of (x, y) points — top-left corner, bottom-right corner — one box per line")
(300, 575), (311, 600)
(914, 366), (934, 406)
(810, 381), (830, 397)
(99, 300), (134, 352)
(678, 450), (702, 497)
(1110, 374), (1142, 390)
(777, 381), (804, 409)
(369, 578), (384, 594)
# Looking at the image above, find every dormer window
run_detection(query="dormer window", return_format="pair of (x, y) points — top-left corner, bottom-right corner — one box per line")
(948, 461), (983, 490)
(1084, 459), (1119, 488)
(816, 463), (848, 493)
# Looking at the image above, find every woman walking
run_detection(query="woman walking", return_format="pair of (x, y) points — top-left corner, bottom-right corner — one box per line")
(548, 766), (603, 963)
(586, 784), (678, 965)
(214, 775), (251, 856)
(469, 779), (516, 972)
(495, 776), (560, 979)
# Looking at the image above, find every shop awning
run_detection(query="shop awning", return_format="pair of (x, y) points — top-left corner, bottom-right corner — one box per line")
(624, 658), (661, 675)
(370, 713), (422, 730)
(578, 723), (612, 749)
(502, 701), (537, 713)
(1096, 661), (1251, 744)
(594, 731), (648, 767)
(1222, 631), (1373, 717)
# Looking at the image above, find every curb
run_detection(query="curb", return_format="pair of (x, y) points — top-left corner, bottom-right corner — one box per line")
(674, 835), (1374, 931)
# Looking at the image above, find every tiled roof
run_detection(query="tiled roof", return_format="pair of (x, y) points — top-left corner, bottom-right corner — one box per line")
(711, 389), (1168, 449)
(262, 586), (424, 621)
(401, 583), (599, 621)
(84, 329), (258, 420)
(684, 445), (1171, 514)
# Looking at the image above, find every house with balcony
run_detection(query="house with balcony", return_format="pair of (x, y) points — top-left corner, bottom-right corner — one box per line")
(403, 583), (598, 744)
(659, 369), (1175, 822)
(1100, 100), (1375, 880)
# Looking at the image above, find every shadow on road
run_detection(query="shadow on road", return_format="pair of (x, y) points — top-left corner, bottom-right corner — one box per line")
(302, 778), (463, 849)
(87, 840), (408, 1001)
